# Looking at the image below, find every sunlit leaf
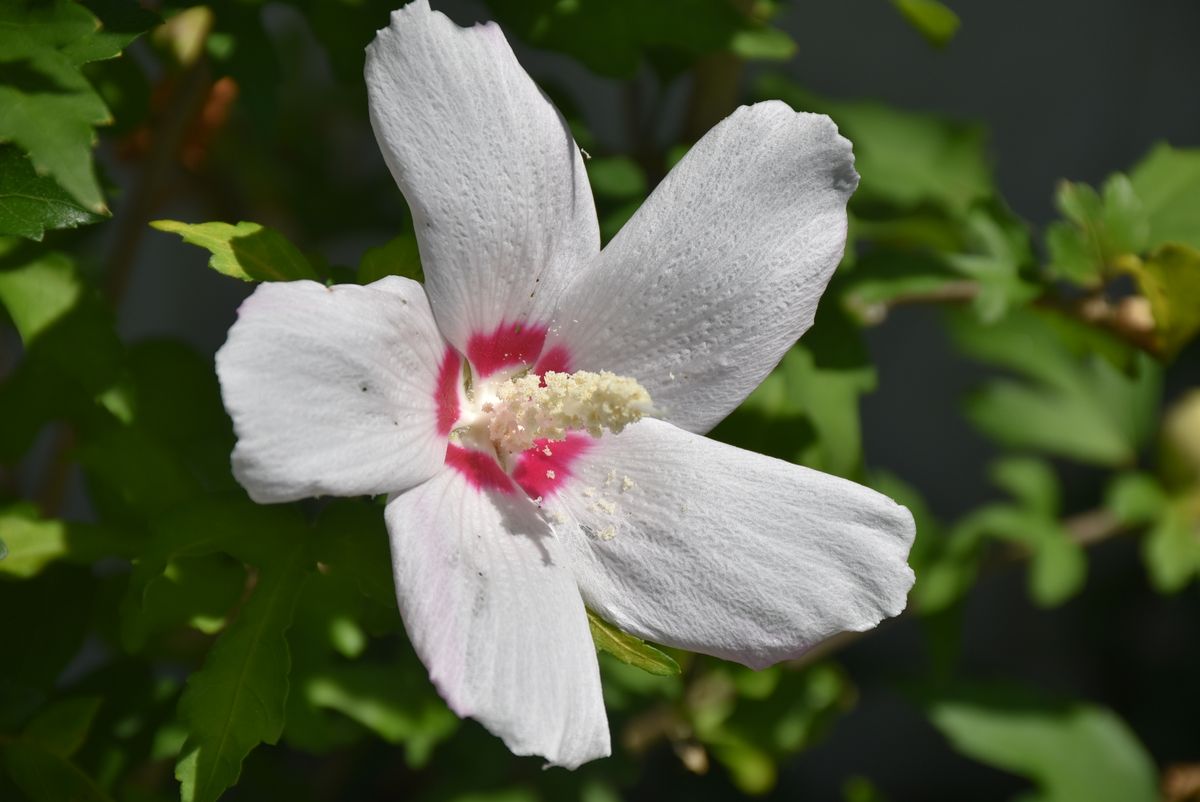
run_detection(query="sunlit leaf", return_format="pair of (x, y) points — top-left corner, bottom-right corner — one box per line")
(587, 609), (680, 677)
(0, 145), (103, 239)
(1123, 242), (1200, 359)
(151, 220), (319, 282)
(359, 233), (423, 284)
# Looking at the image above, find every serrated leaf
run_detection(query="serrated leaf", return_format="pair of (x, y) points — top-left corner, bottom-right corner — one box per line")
(0, 144), (103, 239)
(0, 1), (123, 212)
(1129, 143), (1200, 250)
(951, 308), (1161, 465)
(358, 233), (422, 285)
(22, 696), (103, 757)
(1123, 242), (1200, 359)
(175, 545), (311, 802)
(1, 739), (114, 802)
(587, 609), (680, 676)
(923, 686), (1159, 802)
(891, 0), (960, 47)
(151, 220), (319, 282)
(1045, 175), (1148, 285)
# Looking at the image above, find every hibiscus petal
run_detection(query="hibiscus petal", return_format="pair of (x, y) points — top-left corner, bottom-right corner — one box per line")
(548, 101), (858, 434)
(365, 1), (599, 359)
(385, 468), (610, 769)
(549, 419), (914, 670)
(217, 277), (450, 503)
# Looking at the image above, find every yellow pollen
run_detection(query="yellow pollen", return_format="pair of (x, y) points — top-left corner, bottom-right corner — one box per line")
(488, 370), (652, 454)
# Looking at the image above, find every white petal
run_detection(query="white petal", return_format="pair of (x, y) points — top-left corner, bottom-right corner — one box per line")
(365, 1), (599, 372)
(385, 464), (610, 768)
(217, 277), (454, 503)
(550, 419), (913, 669)
(547, 101), (858, 433)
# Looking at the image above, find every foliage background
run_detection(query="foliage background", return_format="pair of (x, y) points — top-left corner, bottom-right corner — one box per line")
(2, 1), (1199, 801)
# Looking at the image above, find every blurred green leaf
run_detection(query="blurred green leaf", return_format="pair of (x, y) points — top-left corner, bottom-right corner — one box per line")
(890, 0), (960, 47)
(175, 544), (312, 802)
(692, 663), (852, 794)
(989, 457), (1059, 518)
(713, 298), (875, 477)
(304, 663), (459, 767)
(1045, 175), (1148, 285)
(951, 308), (1161, 465)
(1129, 143), (1200, 250)
(359, 233), (423, 284)
(729, 27), (796, 60)
(1123, 242), (1200, 359)
(587, 609), (680, 677)
(1105, 472), (1167, 525)
(0, 144), (104, 239)
(486, 0), (791, 78)
(0, 242), (83, 343)
(121, 554), (247, 649)
(0, 504), (132, 579)
(22, 696), (103, 757)
(1141, 496), (1200, 593)
(586, 156), (647, 201)
(923, 686), (1159, 802)
(1, 738), (114, 802)
(151, 220), (319, 282)
(0, 0), (150, 212)
(760, 76), (994, 217)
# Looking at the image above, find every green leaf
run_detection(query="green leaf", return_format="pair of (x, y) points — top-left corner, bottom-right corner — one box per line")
(1, 738), (114, 802)
(485, 0), (791, 78)
(303, 664), (458, 766)
(0, 506), (67, 579)
(175, 545), (312, 802)
(923, 686), (1159, 802)
(22, 696), (103, 757)
(890, 0), (960, 47)
(0, 0), (142, 212)
(586, 156), (647, 201)
(0, 242), (83, 344)
(150, 220), (319, 282)
(0, 504), (131, 578)
(587, 609), (680, 676)
(1105, 472), (1167, 525)
(712, 298), (875, 477)
(692, 663), (852, 795)
(1045, 175), (1149, 285)
(0, 144), (103, 239)
(758, 77), (994, 217)
(1141, 497), (1200, 593)
(1129, 143), (1200, 250)
(1123, 242), (1200, 359)
(951, 308), (1161, 465)
(121, 554), (247, 649)
(989, 457), (1058, 518)
(358, 233), (423, 284)
(729, 27), (797, 61)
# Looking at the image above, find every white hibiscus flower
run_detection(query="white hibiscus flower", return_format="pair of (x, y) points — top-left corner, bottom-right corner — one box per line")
(216, 0), (914, 769)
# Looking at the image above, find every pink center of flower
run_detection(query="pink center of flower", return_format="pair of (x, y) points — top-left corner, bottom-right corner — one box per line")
(432, 327), (650, 502)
